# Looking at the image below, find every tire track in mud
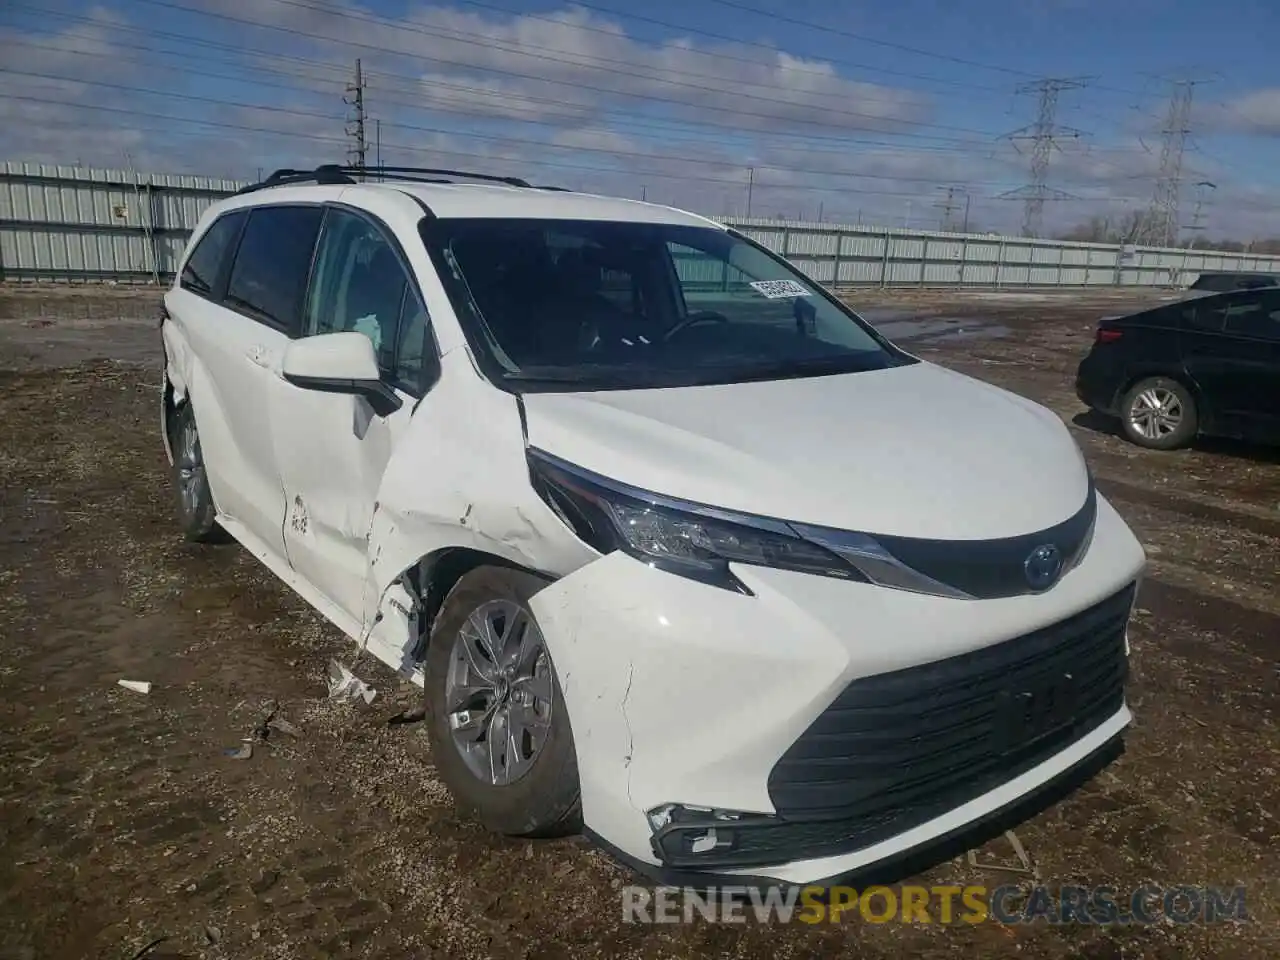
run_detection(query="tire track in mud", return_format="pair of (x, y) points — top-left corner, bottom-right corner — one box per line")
(4, 329), (1280, 957)
(1095, 476), (1280, 539)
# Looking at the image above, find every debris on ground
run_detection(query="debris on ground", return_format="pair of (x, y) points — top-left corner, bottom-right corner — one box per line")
(224, 701), (303, 760)
(117, 679), (151, 694)
(968, 829), (1040, 880)
(388, 705), (426, 725)
(326, 659), (377, 705)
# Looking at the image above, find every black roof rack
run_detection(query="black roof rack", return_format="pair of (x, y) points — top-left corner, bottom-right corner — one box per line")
(233, 164), (552, 195)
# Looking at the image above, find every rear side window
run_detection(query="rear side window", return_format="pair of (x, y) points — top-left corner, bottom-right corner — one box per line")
(180, 211), (245, 297)
(224, 206), (325, 333)
(1196, 290), (1280, 341)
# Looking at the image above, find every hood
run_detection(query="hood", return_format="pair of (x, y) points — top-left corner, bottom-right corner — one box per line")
(520, 361), (1090, 541)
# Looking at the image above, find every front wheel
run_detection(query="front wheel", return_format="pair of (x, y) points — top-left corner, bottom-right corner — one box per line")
(423, 566), (582, 838)
(1119, 377), (1198, 450)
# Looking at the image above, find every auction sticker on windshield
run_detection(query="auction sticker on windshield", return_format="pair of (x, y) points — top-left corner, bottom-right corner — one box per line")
(749, 279), (812, 299)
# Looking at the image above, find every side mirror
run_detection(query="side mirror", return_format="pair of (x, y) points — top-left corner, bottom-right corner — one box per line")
(281, 331), (403, 417)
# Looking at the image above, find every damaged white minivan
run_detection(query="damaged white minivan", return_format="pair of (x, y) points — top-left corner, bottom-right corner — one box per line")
(161, 165), (1146, 888)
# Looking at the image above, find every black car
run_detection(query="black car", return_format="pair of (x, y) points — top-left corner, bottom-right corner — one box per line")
(1188, 271), (1280, 293)
(1075, 286), (1280, 450)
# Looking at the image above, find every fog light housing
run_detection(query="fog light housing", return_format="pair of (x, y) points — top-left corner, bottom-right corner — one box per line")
(646, 803), (777, 866)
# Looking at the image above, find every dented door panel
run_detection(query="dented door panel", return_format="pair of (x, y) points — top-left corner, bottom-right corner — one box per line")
(269, 372), (415, 625)
(163, 289), (290, 560)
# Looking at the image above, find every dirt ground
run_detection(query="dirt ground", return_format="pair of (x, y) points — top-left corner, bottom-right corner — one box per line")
(0, 283), (1277, 959)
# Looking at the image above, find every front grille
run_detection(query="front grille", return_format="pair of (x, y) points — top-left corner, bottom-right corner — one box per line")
(759, 583), (1134, 862)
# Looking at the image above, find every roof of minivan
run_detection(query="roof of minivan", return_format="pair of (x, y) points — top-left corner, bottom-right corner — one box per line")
(388, 182), (724, 227)
(227, 178), (726, 229)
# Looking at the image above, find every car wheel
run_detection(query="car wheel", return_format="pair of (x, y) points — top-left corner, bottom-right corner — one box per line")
(171, 402), (225, 542)
(423, 565), (582, 838)
(1119, 377), (1198, 450)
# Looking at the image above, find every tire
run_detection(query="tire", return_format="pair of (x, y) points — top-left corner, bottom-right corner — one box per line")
(423, 565), (582, 838)
(170, 402), (225, 542)
(1119, 376), (1198, 450)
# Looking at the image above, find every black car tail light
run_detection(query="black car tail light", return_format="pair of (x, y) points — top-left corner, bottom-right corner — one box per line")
(1096, 328), (1123, 344)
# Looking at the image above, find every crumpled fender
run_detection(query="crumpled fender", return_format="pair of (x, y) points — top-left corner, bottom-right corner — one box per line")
(359, 347), (598, 661)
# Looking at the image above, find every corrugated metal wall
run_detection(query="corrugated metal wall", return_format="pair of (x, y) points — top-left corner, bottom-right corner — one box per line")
(4, 162), (1280, 287)
(0, 162), (246, 282)
(721, 217), (1280, 289)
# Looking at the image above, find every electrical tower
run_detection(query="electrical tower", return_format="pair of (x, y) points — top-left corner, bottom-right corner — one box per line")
(933, 185), (969, 232)
(1181, 180), (1215, 248)
(1137, 78), (1212, 248)
(999, 77), (1092, 238)
(345, 58), (367, 173)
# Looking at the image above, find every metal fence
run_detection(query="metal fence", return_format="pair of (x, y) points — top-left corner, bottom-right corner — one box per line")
(4, 161), (1280, 287)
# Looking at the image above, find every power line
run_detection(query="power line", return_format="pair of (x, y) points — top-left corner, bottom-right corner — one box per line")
(129, 0), (999, 140)
(11, 89), (1188, 213)
(10, 4), (1170, 187)
(10, 23), (1169, 193)
(8, 31), (998, 159)
(9, 67), (1166, 201)
(1137, 77), (1214, 247)
(0, 91), (964, 201)
(0, 69), (1019, 188)
(998, 77), (1092, 237)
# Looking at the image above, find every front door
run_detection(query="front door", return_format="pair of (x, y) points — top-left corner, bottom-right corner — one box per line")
(268, 205), (437, 624)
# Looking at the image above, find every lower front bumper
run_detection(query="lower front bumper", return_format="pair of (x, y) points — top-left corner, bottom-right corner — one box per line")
(528, 495), (1145, 887)
(588, 729), (1125, 893)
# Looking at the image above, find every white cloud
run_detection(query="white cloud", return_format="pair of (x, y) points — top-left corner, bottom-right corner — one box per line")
(1207, 89), (1280, 136)
(1, 0), (1277, 238)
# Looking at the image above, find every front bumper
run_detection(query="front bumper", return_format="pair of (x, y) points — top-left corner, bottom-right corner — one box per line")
(527, 495), (1146, 886)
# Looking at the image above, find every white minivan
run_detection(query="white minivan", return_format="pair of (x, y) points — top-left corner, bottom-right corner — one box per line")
(161, 165), (1145, 888)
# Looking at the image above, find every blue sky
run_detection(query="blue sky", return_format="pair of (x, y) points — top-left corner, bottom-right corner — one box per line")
(4, 0), (1279, 239)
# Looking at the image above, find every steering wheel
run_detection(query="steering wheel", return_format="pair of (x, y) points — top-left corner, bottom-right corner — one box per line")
(663, 310), (730, 342)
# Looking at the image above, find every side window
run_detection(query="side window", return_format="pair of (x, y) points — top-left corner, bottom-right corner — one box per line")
(1193, 292), (1280, 340)
(179, 210), (245, 297)
(1223, 291), (1280, 341)
(393, 288), (432, 389)
(224, 205), (325, 333)
(303, 209), (410, 372)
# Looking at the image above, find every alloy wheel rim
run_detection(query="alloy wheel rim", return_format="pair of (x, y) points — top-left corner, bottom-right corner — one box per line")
(176, 416), (207, 517)
(444, 599), (554, 786)
(1128, 387), (1183, 441)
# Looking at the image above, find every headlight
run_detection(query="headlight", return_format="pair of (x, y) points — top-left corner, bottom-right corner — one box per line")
(527, 448), (967, 597)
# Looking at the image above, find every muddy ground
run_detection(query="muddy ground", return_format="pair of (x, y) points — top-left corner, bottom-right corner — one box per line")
(0, 284), (1276, 959)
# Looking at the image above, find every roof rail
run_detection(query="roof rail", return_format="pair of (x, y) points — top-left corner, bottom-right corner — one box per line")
(232, 164), (551, 195)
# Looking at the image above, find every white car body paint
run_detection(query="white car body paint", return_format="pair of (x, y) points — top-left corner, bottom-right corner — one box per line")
(521, 361), (1090, 540)
(162, 176), (1146, 887)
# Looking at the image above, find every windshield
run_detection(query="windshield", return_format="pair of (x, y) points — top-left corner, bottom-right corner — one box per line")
(420, 218), (913, 392)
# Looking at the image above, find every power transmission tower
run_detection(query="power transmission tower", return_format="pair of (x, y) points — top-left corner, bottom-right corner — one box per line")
(344, 58), (367, 173)
(999, 77), (1092, 238)
(1181, 180), (1215, 248)
(933, 185), (972, 232)
(1137, 78), (1212, 248)
(933, 185), (962, 231)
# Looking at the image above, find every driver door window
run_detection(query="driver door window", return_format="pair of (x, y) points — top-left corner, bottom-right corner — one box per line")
(304, 209), (411, 372)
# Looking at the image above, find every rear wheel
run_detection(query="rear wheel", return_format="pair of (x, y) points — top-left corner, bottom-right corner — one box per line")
(171, 403), (225, 542)
(423, 566), (582, 838)
(1120, 376), (1198, 450)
